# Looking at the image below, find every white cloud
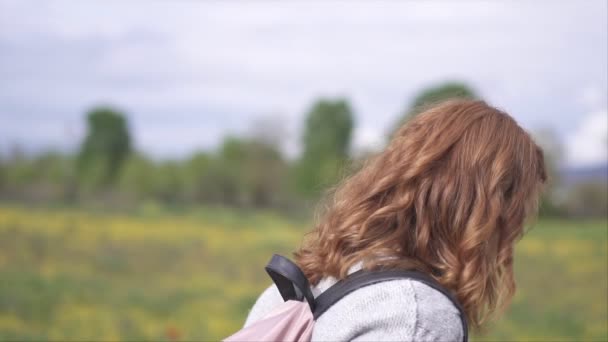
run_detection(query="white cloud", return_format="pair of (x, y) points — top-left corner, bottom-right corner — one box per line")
(352, 125), (384, 155)
(577, 85), (608, 111)
(0, 1), (606, 164)
(566, 109), (608, 167)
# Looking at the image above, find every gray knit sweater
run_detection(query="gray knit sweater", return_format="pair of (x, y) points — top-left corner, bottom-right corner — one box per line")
(244, 263), (464, 341)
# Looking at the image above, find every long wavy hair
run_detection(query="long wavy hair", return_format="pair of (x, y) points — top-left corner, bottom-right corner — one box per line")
(294, 99), (547, 330)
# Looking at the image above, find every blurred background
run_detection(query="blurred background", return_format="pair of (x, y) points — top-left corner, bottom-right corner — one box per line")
(0, 1), (606, 341)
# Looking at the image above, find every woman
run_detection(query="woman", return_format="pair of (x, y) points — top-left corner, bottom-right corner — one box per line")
(244, 99), (547, 341)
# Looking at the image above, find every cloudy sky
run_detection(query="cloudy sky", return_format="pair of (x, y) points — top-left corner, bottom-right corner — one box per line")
(0, 0), (606, 166)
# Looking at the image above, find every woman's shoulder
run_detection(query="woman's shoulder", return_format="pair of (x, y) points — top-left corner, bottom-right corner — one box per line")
(409, 280), (464, 341)
(244, 278), (463, 341)
(313, 278), (463, 341)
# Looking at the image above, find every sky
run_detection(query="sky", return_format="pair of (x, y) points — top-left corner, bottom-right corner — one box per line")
(0, 0), (606, 167)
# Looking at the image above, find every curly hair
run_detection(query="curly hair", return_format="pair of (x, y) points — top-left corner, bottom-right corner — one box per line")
(294, 99), (547, 331)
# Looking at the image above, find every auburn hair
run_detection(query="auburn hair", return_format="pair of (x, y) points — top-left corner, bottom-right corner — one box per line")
(294, 99), (547, 331)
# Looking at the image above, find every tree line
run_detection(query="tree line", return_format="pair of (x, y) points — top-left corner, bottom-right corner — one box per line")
(0, 82), (605, 217)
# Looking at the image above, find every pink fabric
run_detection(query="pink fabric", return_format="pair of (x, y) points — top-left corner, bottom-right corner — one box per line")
(224, 300), (314, 342)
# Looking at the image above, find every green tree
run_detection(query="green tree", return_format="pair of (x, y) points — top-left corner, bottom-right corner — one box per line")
(295, 98), (354, 197)
(181, 152), (217, 203)
(214, 136), (287, 207)
(534, 128), (565, 217)
(563, 181), (608, 218)
(0, 149), (76, 202)
(77, 107), (131, 190)
(117, 153), (157, 201)
(153, 161), (185, 204)
(391, 82), (478, 137)
(243, 140), (286, 207)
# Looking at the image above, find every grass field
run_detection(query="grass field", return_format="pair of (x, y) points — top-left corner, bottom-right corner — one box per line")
(0, 205), (606, 341)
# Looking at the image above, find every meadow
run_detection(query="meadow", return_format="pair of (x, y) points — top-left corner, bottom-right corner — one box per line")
(0, 204), (606, 341)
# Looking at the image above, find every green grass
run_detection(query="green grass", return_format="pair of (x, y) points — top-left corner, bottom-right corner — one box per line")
(480, 219), (608, 341)
(0, 205), (605, 341)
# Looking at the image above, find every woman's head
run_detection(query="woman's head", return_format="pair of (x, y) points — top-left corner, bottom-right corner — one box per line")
(295, 99), (547, 330)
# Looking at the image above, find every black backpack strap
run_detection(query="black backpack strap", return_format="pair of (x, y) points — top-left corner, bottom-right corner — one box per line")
(265, 254), (316, 311)
(313, 269), (468, 342)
